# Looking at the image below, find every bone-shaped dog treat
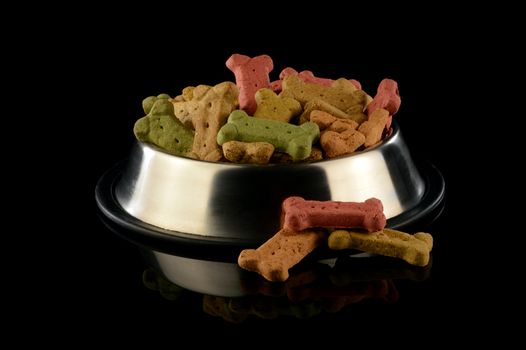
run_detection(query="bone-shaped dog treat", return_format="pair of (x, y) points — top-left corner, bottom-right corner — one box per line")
(172, 82), (239, 161)
(171, 86), (197, 104)
(358, 108), (389, 147)
(271, 68), (362, 92)
(238, 228), (326, 282)
(367, 79), (401, 115)
(366, 79), (401, 130)
(310, 109), (359, 130)
(282, 68), (332, 85)
(281, 196), (386, 232)
(222, 141), (275, 164)
(281, 75), (365, 111)
(254, 88), (301, 122)
(134, 98), (194, 156)
(328, 229), (433, 266)
(270, 146), (323, 163)
(171, 86), (203, 128)
(310, 110), (366, 158)
(181, 86), (196, 102)
(226, 54), (273, 115)
(217, 110), (319, 161)
(142, 93), (171, 114)
(299, 70), (362, 90)
(299, 98), (367, 125)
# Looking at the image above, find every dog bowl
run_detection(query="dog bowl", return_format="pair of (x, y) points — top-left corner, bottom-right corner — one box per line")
(96, 121), (444, 248)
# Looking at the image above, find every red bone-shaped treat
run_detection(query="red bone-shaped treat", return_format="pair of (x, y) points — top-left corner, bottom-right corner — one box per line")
(366, 79), (401, 130)
(281, 197), (386, 233)
(226, 54), (274, 115)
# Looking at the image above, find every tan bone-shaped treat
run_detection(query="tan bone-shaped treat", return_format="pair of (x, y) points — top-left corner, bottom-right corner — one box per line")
(310, 109), (359, 130)
(238, 228), (326, 282)
(346, 89), (372, 112)
(345, 93), (371, 122)
(320, 129), (365, 158)
(349, 90), (373, 112)
(281, 75), (366, 112)
(172, 82), (239, 161)
(270, 146), (323, 164)
(299, 98), (366, 125)
(310, 110), (365, 158)
(172, 85), (209, 128)
(222, 141), (275, 164)
(358, 108), (389, 147)
(254, 88), (301, 123)
(328, 229), (433, 266)
(172, 86), (196, 103)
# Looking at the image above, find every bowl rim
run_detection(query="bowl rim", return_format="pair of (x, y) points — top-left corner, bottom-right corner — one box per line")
(137, 120), (401, 167)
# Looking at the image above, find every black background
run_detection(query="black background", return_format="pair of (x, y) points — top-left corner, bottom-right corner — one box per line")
(23, 25), (503, 344)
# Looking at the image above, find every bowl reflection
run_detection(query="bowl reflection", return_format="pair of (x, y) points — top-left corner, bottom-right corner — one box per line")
(141, 247), (432, 322)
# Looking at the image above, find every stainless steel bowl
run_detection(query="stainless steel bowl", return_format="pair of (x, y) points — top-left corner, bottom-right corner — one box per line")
(96, 122), (444, 247)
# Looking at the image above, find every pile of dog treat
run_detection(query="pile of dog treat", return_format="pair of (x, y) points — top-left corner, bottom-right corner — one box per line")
(238, 196), (433, 282)
(133, 53), (401, 163)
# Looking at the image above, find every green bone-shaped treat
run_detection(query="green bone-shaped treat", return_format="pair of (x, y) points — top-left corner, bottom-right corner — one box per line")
(134, 97), (194, 156)
(142, 93), (172, 114)
(217, 110), (319, 160)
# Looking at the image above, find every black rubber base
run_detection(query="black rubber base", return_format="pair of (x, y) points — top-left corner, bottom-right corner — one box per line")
(96, 160), (445, 255)
(386, 161), (446, 230)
